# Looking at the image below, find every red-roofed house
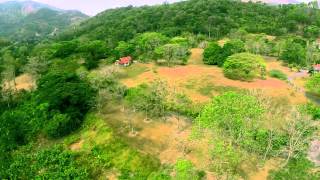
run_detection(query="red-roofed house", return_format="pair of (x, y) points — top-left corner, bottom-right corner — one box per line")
(313, 64), (320, 73)
(115, 56), (132, 67)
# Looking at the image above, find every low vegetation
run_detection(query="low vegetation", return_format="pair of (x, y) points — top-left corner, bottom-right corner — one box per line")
(269, 69), (288, 80)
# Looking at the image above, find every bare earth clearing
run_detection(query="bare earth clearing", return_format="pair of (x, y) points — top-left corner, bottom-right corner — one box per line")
(122, 48), (307, 104)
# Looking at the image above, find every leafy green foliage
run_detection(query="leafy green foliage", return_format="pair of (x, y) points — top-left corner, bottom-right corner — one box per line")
(223, 53), (266, 81)
(269, 69), (288, 80)
(79, 40), (109, 69)
(115, 41), (135, 59)
(303, 103), (320, 120)
(196, 92), (289, 155)
(222, 39), (245, 59)
(60, 0), (320, 46)
(37, 70), (95, 138)
(53, 40), (79, 58)
(174, 159), (203, 180)
(203, 40), (245, 66)
(132, 32), (169, 61)
(125, 81), (168, 118)
(281, 40), (306, 66)
(306, 74), (320, 95)
(197, 92), (264, 136)
(155, 43), (190, 65)
(5, 145), (89, 179)
(203, 42), (224, 65)
(269, 156), (320, 180)
(211, 139), (243, 177)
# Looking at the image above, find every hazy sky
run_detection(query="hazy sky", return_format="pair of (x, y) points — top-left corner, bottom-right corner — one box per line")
(0, 0), (183, 15)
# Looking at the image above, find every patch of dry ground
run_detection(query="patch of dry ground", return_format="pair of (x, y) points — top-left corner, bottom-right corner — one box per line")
(3, 73), (35, 91)
(122, 49), (307, 104)
(100, 104), (213, 173)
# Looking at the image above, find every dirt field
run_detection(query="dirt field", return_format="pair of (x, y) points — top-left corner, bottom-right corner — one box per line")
(3, 73), (35, 91)
(122, 49), (307, 104)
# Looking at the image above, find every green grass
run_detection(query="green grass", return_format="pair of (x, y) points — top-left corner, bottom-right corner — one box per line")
(269, 69), (288, 81)
(198, 83), (241, 97)
(118, 64), (149, 79)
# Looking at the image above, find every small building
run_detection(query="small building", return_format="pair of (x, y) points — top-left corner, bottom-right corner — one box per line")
(115, 56), (132, 67)
(310, 64), (320, 74)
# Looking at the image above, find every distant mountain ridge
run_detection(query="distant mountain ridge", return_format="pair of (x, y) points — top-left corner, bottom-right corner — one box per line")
(0, 0), (88, 42)
(242, 0), (315, 4)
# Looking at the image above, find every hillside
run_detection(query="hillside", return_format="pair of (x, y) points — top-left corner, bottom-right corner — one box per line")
(1, 0), (320, 179)
(60, 0), (320, 47)
(0, 1), (88, 42)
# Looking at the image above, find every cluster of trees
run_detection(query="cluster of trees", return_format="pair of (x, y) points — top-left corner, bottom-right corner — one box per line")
(0, 64), (96, 178)
(60, 0), (320, 46)
(203, 39), (245, 66)
(196, 92), (317, 178)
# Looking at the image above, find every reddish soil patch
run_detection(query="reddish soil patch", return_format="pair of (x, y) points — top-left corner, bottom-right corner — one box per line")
(3, 73), (35, 91)
(121, 50), (307, 104)
(70, 139), (84, 151)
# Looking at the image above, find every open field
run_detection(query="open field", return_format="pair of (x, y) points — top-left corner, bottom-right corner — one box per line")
(122, 48), (307, 104)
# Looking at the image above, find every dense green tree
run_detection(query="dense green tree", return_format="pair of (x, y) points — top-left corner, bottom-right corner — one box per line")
(132, 32), (169, 61)
(155, 43), (190, 65)
(53, 41), (79, 58)
(223, 53), (266, 81)
(203, 42), (224, 66)
(114, 41), (134, 59)
(222, 39), (245, 59)
(36, 70), (96, 137)
(281, 41), (306, 66)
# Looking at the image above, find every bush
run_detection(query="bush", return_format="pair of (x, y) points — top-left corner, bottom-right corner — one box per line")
(203, 42), (224, 66)
(222, 39), (245, 58)
(306, 74), (320, 95)
(37, 70), (96, 138)
(269, 69), (288, 80)
(303, 103), (320, 120)
(269, 156), (320, 180)
(223, 53), (266, 81)
(6, 145), (89, 179)
(44, 113), (75, 138)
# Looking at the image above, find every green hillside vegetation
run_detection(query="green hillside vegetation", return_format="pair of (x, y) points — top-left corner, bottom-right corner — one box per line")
(1, 0), (320, 179)
(0, 1), (88, 43)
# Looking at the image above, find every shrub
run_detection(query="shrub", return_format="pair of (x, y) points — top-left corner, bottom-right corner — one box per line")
(269, 156), (320, 180)
(222, 39), (245, 59)
(174, 159), (203, 180)
(6, 145), (89, 179)
(203, 42), (224, 66)
(223, 53), (266, 81)
(269, 69), (288, 80)
(44, 113), (74, 138)
(303, 103), (320, 120)
(306, 74), (320, 95)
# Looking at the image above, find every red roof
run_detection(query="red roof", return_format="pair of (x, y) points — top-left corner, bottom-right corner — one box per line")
(313, 64), (320, 70)
(118, 56), (132, 65)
